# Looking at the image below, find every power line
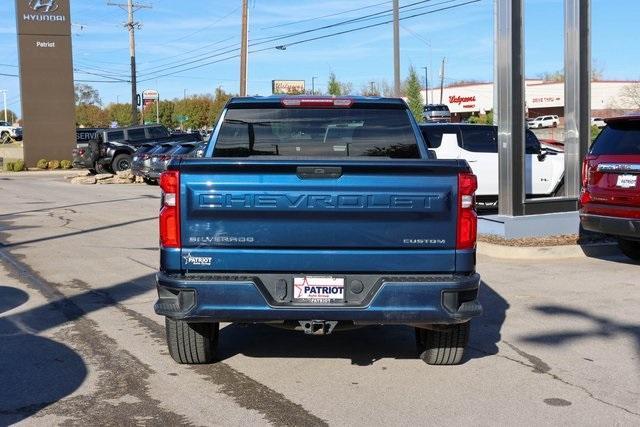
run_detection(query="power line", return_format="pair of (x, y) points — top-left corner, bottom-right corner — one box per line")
(259, 0), (391, 30)
(165, 5), (242, 44)
(74, 68), (131, 82)
(139, 0), (480, 82)
(275, 0), (479, 50)
(88, 0), (441, 80)
(137, 0), (442, 80)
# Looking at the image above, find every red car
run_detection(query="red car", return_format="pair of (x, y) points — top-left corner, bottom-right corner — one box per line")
(580, 114), (640, 261)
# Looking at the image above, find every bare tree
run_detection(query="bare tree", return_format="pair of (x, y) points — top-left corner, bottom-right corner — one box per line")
(620, 82), (640, 109)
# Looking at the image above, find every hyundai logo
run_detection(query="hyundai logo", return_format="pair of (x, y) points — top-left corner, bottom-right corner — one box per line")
(28, 0), (59, 13)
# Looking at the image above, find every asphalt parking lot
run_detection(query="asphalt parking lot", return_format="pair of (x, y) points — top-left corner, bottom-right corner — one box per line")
(0, 174), (638, 426)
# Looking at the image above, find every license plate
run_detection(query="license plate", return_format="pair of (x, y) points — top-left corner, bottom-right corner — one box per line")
(617, 174), (637, 188)
(293, 276), (344, 303)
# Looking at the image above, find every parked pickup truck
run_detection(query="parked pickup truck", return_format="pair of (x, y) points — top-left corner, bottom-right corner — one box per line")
(0, 121), (22, 142)
(73, 124), (201, 173)
(155, 96), (482, 366)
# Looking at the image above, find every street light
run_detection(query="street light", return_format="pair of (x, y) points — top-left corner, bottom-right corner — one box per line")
(311, 76), (318, 95)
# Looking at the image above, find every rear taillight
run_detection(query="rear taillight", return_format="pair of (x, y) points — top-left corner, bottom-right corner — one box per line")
(456, 172), (478, 250)
(580, 158), (592, 208)
(159, 170), (180, 248)
(77, 148), (85, 155)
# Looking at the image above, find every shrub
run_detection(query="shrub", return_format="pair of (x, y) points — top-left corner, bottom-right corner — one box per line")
(36, 159), (48, 169)
(4, 161), (14, 172)
(48, 160), (61, 170)
(60, 160), (73, 169)
(13, 160), (25, 172)
(591, 124), (602, 143)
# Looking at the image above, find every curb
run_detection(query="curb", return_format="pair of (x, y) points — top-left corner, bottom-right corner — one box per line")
(0, 169), (86, 177)
(477, 241), (621, 260)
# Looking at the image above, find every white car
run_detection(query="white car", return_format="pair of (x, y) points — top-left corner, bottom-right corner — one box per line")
(0, 121), (22, 142)
(527, 115), (560, 129)
(591, 117), (606, 128)
(420, 124), (565, 199)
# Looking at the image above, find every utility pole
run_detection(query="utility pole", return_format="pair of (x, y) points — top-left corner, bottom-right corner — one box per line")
(392, 0), (401, 97)
(0, 90), (7, 122)
(108, 0), (151, 125)
(439, 57), (446, 104)
(369, 81), (376, 95)
(311, 76), (317, 95)
(422, 67), (429, 105)
(240, 0), (249, 96)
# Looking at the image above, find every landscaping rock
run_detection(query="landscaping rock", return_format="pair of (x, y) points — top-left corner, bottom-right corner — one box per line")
(97, 178), (116, 184)
(116, 169), (134, 180)
(95, 173), (115, 181)
(70, 176), (97, 185)
(65, 170), (92, 179)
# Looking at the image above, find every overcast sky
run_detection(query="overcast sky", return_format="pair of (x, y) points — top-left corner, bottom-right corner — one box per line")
(1, 0), (638, 113)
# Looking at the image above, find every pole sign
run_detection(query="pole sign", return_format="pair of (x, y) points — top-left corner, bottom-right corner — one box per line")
(16, 0), (75, 166)
(272, 80), (305, 95)
(142, 89), (159, 108)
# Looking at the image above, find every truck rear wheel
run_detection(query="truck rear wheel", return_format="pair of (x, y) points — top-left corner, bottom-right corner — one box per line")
(415, 322), (469, 365)
(618, 239), (640, 261)
(165, 318), (219, 364)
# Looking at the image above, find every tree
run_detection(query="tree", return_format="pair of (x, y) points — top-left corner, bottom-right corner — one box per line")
(75, 84), (102, 106)
(446, 79), (484, 87)
(1, 109), (18, 124)
(209, 87), (232, 125)
(404, 65), (423, 121)
(620, 82), (640, 109)
(327, 72), (342, 96)
(361, 82), (380, 96)
(76, 104), (109, 127)
(106, 103), (133, 127)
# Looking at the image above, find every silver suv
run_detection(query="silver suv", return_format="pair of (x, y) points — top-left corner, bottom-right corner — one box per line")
(422, 104), (451, 123)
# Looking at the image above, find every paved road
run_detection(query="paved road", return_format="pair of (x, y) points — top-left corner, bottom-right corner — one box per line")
(0, 174), (638, 426)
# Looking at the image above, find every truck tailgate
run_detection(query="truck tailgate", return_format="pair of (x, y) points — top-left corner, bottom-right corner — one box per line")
(173, 159), (467, 273)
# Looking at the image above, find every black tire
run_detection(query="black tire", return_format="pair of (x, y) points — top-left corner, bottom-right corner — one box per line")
(165, 318), (219, 364)
(415, 322), (470, 365)
(618, 239), (640, 261)
(111, 153), (132, 172)
(94, 163), (111, 174)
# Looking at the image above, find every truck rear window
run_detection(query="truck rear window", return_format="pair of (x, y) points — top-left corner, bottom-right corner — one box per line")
(213, 108), (420, 159)
(590, 121), (640, 155)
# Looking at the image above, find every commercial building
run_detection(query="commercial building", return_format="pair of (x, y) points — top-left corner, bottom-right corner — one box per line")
(423, 80), (640, 122)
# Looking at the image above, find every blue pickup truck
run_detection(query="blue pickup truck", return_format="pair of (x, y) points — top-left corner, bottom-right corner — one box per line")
(155, 96), (482, 365)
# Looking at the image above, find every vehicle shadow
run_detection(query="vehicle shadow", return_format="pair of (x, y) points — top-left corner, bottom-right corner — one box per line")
(467, 281), (509, 360)
(519, 304), (640, 362)
(0, 285), (87, 425)
(216, 280), (509, 366)
(0, 276), (154, 425)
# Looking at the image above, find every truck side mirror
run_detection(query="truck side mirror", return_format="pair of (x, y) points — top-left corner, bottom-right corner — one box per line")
(537, 150), (547, 162)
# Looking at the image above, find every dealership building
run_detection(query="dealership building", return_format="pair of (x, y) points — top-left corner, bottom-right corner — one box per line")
(422, 80), (639, 122)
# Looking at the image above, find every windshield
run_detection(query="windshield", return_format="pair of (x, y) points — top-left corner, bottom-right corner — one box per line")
(213, 108), (420, 159)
